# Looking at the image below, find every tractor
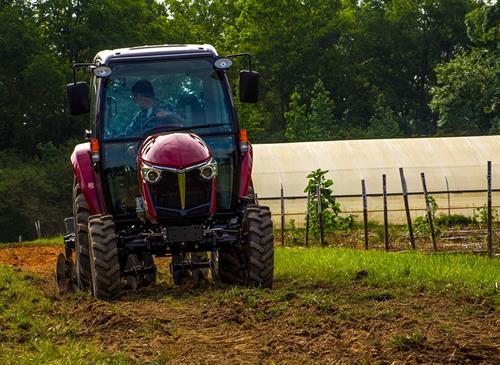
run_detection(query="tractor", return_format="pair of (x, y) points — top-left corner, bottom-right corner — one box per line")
(55, 44), (274, 299)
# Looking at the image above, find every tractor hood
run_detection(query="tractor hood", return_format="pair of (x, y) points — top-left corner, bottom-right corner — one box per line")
(139, 132), (211, 169)
(137, 132), (217, 223)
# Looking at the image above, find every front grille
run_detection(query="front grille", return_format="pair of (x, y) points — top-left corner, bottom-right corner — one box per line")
(150, 169), (211, 219)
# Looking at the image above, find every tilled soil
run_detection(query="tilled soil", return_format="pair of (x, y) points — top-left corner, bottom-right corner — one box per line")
(1, 244), (499, 364)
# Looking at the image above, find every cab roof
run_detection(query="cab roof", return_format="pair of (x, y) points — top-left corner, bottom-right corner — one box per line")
(94, 44), (218, 65)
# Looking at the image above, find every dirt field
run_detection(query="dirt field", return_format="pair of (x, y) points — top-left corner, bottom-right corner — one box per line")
(1, 244), (499, 364)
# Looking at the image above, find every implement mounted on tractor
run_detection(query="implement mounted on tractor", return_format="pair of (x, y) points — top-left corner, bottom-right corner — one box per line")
(55, 44), (274, 299)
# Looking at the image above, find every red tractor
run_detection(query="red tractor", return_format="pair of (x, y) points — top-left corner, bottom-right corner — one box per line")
(55, 44), (274, 299)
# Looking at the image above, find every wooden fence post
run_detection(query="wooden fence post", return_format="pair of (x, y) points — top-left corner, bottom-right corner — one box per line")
(305, 190), (311, 246)
(362, 179), (368, 250)
(400, 167), (416, 249)
(317, 185), (325, 247)
(383, 174), (389, 251)
(487, 161), (493, 257)
(421, 172), (437, 252)
(280, 184), (285, 246)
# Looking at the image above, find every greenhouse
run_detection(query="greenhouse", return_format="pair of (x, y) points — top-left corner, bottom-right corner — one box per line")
(252, 135), (500, 226)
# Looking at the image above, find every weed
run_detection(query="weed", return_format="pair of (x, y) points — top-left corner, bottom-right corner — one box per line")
(474, 205), (498, 224)
(391, 332), (426, 351)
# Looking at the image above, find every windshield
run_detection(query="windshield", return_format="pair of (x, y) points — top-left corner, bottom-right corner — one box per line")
(102, 57), (232, 140)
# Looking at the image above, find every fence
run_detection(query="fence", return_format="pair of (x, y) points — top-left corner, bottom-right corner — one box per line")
(259, 162), (499, 256)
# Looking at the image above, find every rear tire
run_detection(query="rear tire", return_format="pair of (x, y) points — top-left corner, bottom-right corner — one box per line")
(88, 215), (121, 300)
(219, 246), (245, 285)
(73, 184), (92, 290)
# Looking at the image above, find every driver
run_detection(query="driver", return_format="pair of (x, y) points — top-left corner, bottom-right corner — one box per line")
(125, 80), (180, 136)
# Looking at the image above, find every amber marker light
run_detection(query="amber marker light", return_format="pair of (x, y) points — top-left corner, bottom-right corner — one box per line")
(239, 129), (248, 152)
(90, 138), (100, 162)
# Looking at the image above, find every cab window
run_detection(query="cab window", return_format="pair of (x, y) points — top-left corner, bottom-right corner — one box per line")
(102, 58), (232, 140)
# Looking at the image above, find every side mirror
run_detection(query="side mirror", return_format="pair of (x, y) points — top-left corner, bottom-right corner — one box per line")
(67, 82), (90, 115)
(239, 71), (259, 103)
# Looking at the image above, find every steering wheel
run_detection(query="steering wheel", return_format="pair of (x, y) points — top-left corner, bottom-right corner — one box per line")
(143, 113), (185, 132)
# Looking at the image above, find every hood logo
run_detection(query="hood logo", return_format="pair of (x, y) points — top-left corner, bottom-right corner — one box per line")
(178, 172), (186, 209)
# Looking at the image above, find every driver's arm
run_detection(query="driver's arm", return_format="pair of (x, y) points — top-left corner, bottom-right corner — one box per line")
(125, 112), (141, 136)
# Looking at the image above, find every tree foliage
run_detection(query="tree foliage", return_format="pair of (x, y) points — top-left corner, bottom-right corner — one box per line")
(430, 2), (499, 135)
(0, 0), (495, 240)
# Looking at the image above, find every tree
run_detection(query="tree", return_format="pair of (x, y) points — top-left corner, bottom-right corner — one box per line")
(285, 80), (342, 141)
(285, 91), (312, 141)
(367, 95), (402, 138)
(430, 2), (499, 135)
(431, 49), (498, 134)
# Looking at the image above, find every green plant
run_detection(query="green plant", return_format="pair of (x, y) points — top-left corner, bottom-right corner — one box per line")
(474, 205), (498, 224)
(435, 214), (476, 227)
(413, 195), (440, 237)
(287, 219), (303, 245)
(304, 169), (355, 239)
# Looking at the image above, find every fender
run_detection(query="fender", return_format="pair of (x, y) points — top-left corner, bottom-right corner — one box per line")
(239, 143), (253, 197)
(71, 143), (104, 215)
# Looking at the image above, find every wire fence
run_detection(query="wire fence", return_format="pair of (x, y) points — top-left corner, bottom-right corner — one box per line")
(260, 162), (500, 256)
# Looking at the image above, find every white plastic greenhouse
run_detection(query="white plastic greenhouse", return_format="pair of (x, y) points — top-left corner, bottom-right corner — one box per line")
(252, 135), (500, 226)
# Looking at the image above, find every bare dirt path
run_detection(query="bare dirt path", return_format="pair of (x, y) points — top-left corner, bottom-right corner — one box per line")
(0, 245), (60, 273)
(1, 244), (499, 364)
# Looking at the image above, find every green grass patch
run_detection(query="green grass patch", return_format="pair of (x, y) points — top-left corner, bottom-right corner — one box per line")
(0, 235), (64, 247)
(391, 332), (427, 351)
(275, 247), (500, 297)
(0, 265), (130, 365)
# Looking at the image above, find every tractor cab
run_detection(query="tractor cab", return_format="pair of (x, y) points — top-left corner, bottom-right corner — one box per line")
(96, 51), (241, 220)
(57, 45), (274, 299)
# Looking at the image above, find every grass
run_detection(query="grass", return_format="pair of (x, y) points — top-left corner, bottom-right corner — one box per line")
(391, 332), (427, 351)
(0, 242), (498, 363)
(0, 235), (64, 247)
(0, 265), (131, 365)
(275, 246), (500, 297)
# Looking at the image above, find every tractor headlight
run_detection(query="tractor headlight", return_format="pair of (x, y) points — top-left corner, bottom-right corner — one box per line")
(141, 165), (162, 184)
(199, 158), (218, 180)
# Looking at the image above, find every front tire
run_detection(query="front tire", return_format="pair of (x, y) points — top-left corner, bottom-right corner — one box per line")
(73, 184), (92, 290)
(219, 205), (274, 288)
(244, 205), (274, 288)
(88, 215), (121, 300)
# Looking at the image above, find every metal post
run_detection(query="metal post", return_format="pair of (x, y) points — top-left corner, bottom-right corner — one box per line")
(400, 167), (416, 249)
(445, 176), (451, 218)
(317, 185), (325, 247)
(362, 179), (368, 249)
(35, 219), (41, 239)
(280, 184), (285, 246)
(254, 193), (259, 206)
(487, 161), (492, 257)
(383, 174), (389, 251)
(305, 190), (311, 246)
(421, 172), (437, 252)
